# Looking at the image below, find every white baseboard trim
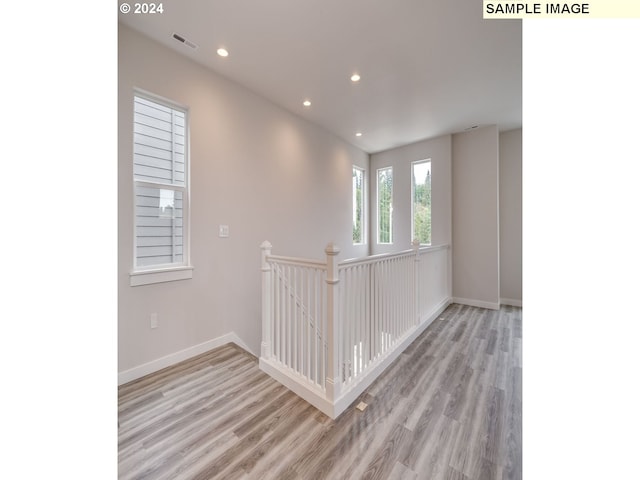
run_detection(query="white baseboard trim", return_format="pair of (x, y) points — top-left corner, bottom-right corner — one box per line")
(259, 358), (335, 417)
(332, 297), (451, 418)
(259, 297), (451, 419)
(118, 332), (254, 385)
(451, 297), (500, 310)
(500, 298), (522, 307)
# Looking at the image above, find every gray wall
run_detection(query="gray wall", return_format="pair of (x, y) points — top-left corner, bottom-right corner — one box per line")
(452, 126), (500, 308)
(119, 25), (368, 375)
(369, 126), (521, 310)
(499, 128), (522, 305)
(118, 25), (522, 380)
(369, 135), (453, 255)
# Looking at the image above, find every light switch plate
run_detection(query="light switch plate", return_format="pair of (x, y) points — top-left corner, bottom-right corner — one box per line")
(219, 225), (229, 237)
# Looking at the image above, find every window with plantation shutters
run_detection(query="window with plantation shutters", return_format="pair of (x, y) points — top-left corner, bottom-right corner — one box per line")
(130, 93), (192, 285)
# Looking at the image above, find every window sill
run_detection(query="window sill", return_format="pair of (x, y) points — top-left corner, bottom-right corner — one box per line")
(130, 265), (194, 286)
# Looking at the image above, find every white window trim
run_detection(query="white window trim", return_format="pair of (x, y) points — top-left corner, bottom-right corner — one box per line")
(130, 265), (194, 286)
(411, 159), (431, 246)
(130, 89), (193, 286)
(352, 165), (366, 246)
(377, 166), (393, 245)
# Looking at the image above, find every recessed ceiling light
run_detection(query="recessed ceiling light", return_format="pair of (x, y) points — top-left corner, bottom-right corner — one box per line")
(351, 73), (361, 82)
(355, 132), (362, 137)
(303, 100), (311, 107)
(217, 48), (229, 57)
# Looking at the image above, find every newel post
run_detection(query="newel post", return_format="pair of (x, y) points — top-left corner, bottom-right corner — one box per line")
(325, 242), (341, 402)
(412, 239), (421, 326)
(260, 241), (273, 359)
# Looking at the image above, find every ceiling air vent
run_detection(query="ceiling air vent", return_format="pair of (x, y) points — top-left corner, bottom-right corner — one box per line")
(172, 33), (198, 50)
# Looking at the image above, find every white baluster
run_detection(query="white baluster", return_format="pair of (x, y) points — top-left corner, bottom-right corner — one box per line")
(261, 241), (273, 359)
(412, 239), (420, 326)
(324, 243), (341, 402)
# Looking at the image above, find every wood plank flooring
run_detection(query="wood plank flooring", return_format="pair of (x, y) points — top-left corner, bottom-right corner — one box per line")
(118, 304), (522, 479)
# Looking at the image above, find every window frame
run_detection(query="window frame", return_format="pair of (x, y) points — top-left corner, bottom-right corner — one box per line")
(411, 159), (432, 246)
(129, 90), (193, 286)
(352, 165), (366, 246)
(377, 166), (393, 245)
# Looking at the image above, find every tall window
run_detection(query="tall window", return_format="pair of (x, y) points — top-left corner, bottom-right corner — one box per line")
(377, 167), (393, 244)
(352, 166), (365, 245)
(132, 93), (189, 276)
(411, 160), (431, 245)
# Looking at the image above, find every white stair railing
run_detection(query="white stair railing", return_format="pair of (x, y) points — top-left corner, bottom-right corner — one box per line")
(260, 241), (450, 419)
(261, 241), (328, 389)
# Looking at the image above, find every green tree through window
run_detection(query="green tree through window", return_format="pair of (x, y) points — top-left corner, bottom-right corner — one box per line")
(412, 160), (431, 245)
(352, 167), (364, 244)
(378, 167), (393, 244)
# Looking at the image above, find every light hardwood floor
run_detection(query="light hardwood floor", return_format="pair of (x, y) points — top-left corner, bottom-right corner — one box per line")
(118, 304), (522, 480)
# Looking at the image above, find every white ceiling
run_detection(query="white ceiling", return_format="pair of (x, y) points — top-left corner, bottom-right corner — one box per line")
(119, 0), (521, 154)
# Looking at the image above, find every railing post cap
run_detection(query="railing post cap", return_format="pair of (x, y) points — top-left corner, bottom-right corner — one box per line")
(260, 240), (273, 250)
(325, 243), (341, 255)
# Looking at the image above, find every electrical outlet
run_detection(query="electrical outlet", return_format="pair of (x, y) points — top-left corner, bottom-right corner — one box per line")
(150, 313), (158, 329)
